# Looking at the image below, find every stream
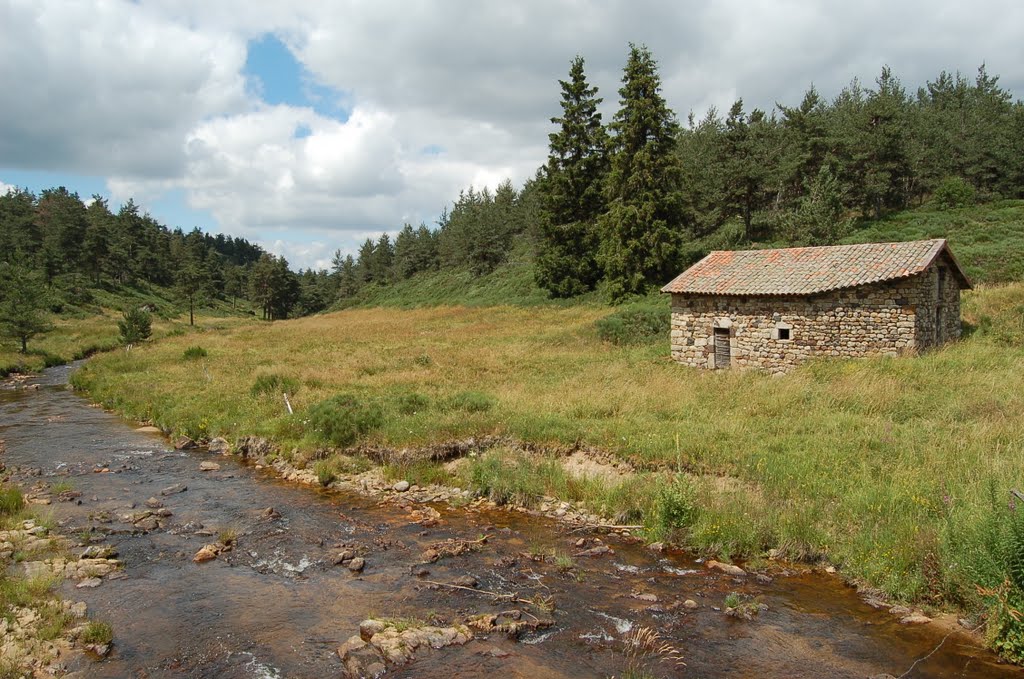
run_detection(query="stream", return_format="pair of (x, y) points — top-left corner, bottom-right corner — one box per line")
(0, 364), (1019, 678)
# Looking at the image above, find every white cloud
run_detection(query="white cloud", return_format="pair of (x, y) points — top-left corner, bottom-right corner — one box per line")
(3, 0), (1024, 269)
(0, 181), (16, 196)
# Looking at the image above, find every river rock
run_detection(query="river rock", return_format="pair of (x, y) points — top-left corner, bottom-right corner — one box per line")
(392, 480), (410, 492)
(135, 425), (162, 434)
(360, 619), (387, 641)
(174, 436), (197, 450)
(193, 544), (220, 563)
(160, 483), (187, 496)
(334, 549), (355, 565)
(900, 613), (932, 625)
(208, 437), (230, 453)
(410, 565), (430, 577)
(575, 544), (613, 558)
(337, 635), (367, 660)
(647, 542), (665, 553)
(86, 642), (112, 658)
(683, 599), (699, 610)
(80, 545), (116, 559)
(347, 557), (366, 573)
(452, 574), (478, 588)
(199, 461), (221, 472)
(75, 577), (102, 589)
(134, 516), (159, 531)
(260, 507), (281, 519)
(706, 560), (746, 577)
(144, 497), (163, 509)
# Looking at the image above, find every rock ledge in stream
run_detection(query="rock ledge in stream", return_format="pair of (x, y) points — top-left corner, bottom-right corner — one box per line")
(338, 619), (473, 678)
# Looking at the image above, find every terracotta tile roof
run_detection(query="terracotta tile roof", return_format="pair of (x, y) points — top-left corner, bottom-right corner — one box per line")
(661, 239), (971, 296)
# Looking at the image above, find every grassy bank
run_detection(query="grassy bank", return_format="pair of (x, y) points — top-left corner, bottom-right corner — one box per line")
(71, 282), (1024, 656)
(0, 283), (254, 377)
(0, 484), (80, 675)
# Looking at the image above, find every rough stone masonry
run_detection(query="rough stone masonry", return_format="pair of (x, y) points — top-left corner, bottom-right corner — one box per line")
(662, 240), (970, 374)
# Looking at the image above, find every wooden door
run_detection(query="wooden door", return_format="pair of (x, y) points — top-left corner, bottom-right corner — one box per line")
(714, 328), (730, 369)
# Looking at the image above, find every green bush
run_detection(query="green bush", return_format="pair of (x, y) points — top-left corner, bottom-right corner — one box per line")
(306, 394), (384, 447)
(446, 390), (495, 413)
(182, 346), (208, 360)
(646, 476), (699, 541)
(0, 486), (24, 516)
(595, 300), (670, 345)
(118, 308), (152, 346)
(251, 373), (301, 397)
(934, 177), (976, 210)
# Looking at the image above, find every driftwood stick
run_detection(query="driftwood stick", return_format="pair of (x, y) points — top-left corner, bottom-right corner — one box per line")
(1011, 489), (1024, 503)
(283, 392), (293, 415)
(421, 580), (536, 608)
(569, 523), (643, 533)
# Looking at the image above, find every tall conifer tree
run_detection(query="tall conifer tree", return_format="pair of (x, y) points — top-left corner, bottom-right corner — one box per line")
(599, 44), (686, 300)
(536, 56), (608, 297)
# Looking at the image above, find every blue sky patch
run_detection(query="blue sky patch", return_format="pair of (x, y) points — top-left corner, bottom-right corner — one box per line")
(244, 34), (350, 121)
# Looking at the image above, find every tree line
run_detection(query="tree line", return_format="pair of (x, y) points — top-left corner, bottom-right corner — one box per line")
(0, 187), (334, 351)
(537, 48), (1024, 300)
(331, 48), (1024, 303)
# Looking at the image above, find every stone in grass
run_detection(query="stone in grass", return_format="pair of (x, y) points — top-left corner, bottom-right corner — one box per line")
(392, 480), (410, 492)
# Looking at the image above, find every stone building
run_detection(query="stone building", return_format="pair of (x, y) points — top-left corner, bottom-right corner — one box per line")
(661, 239), (971, 373)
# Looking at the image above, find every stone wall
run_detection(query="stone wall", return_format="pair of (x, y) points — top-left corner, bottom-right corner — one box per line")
(668, 261), (962, 374)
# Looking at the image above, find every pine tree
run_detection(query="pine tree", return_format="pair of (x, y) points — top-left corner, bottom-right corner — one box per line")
(0, 262), (52, 353)
(598, 44), (686, 301)
(536, 56), (608, 297)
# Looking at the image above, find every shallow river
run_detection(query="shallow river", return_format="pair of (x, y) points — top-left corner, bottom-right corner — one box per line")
(0, 364), (1018, 678)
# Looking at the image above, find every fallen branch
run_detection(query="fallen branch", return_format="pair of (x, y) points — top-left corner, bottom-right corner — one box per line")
(569, 523), (643, 533)
(283, 392), (293, 415)
(1011, 488), (1024, 503)
(897, 619), (983, 679)
(421, 580), (542, 609)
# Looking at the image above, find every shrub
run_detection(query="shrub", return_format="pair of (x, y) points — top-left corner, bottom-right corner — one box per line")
(182, 346), (208, 360)
(118, 308), (152, 346)
(934, 177), (976, 210)
(595, 300), (670, 345)
(251, 373), (301, 397)
(0, 486), (24, 516)
(305, 394), (383, 447)
(446, 390), (495, 413)
(646, 476), (699, 541)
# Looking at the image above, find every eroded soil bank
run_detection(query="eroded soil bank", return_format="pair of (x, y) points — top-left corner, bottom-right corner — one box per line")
(0, 364), (1017, 678)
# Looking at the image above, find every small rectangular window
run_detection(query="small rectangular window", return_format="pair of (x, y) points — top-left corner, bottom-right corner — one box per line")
(778, 327), (791, 341)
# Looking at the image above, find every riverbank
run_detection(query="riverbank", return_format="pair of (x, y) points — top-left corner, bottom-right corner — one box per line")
(67, 284), (1024, 661)
(0, 466), (114, 676)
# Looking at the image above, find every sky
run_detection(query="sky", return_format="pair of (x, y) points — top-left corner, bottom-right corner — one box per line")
(1, 1), (1023, 270)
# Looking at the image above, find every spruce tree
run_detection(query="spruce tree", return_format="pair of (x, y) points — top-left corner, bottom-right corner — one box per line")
(536, 56), (608, 297)
(599, 44), (686, 301)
